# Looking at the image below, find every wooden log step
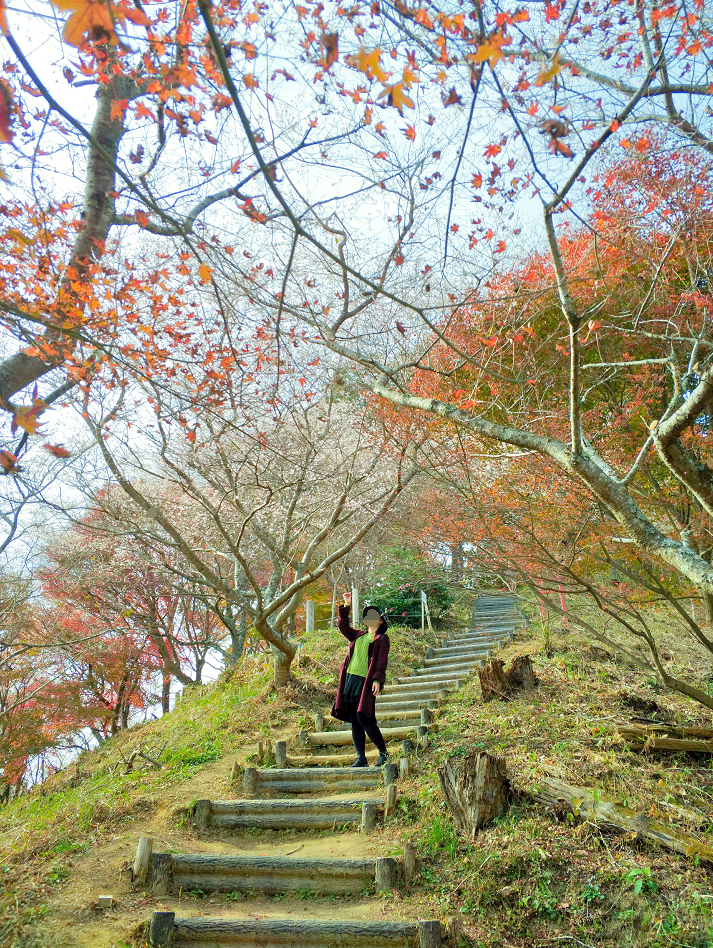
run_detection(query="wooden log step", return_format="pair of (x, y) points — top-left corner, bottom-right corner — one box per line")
(307, 725), (421, 746)
(244, 767), (384, 795)
(287, 751), (380, 767)
(431, 645), (494, 658)
(148, 853), (381, 895)
(383, 679), (460, 693)
(419, 659), (483, 674)
(148, 914), (431, 948)
(332, 716), (421, 731)
(197, 798), (383, 831)
(256, 767), (384, 783)
(375, 698), (438, 713)
(399, 668), (479, 684)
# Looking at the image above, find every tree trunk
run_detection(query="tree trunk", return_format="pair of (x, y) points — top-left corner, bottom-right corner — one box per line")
(438, 751), (510, 839)
(161, 676), (170, 715)
(272, 646), (293, 688)
(478, 659), (511, 701)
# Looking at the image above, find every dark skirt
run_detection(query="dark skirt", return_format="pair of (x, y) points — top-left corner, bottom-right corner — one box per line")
(342, 672), (366, 704)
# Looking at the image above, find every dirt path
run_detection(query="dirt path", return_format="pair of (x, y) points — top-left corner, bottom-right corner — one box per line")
(36, 596), (523, 948)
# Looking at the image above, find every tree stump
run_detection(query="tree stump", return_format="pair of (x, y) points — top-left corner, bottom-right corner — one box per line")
(438, 750), (510, 839)
(508, 655), (536, 691)
(478, 659), (511, 701)
(479, 655), (537, 701)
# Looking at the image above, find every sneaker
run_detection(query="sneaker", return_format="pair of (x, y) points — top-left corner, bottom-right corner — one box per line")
(350, 756), (369, 768)
(375, 751), (389, 767)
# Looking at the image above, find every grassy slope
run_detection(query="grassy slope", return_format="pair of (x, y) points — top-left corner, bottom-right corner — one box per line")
(1, 601), (712, 948)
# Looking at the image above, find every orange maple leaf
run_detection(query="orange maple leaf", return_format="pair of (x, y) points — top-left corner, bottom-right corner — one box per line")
(243, 74), (259, 89)
(43, 443), (71, 458)
(240, 41), (258, 60)
(535, 54), (562, 86)
(345, 47), (391, 82)
(403, 123), (416, 141)
(0, 0), (8, 34)
(471, 32), (508, 67)
(443, 87), (462, 107)
(320, 31), (339, 69)
(11, 401), (46, 435)
(51, 0), (125, 48)
(0, 449), (21, 474)
(198, 262), (213, 283)
(377, 81), (414, 115)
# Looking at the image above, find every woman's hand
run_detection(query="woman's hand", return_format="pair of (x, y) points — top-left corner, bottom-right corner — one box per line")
(372, 681), (381, 697)
(343, 591), (352, 606)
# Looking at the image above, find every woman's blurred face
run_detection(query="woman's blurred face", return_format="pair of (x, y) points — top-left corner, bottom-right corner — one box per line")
(363, 608), (382, 631)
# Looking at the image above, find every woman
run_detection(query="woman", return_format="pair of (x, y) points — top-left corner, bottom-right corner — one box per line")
(331, 590), (390, 767)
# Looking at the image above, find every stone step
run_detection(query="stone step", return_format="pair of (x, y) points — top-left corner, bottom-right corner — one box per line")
(144, 852), (381, 896)
(195, 798), (382, 831)
(306, 725), (420, 747)
(148, 913), (439, 948)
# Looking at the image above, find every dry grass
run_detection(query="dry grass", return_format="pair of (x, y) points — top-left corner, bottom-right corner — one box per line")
(2, 597), (712, 948)
(380, 599), (713, 948)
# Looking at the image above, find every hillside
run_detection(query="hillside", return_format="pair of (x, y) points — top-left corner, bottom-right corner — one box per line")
(1, 599), (713, 948)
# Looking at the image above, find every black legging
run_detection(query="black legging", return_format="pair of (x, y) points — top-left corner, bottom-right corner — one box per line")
(346, 701), (387, 757)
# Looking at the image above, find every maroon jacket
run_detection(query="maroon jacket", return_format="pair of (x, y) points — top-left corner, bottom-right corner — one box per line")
(331, 605), (390, 721)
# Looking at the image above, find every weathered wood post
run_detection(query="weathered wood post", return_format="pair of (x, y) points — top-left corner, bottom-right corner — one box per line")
(404, 839), (417, 883)
(361, 802), (376, 833)
(385, 783), (398, 818)
(426, 647), (434, 659)
(383, 762), (398, 786)
(314, 712), (324, 733)
(417, 725), (428, 749)
(275, 741), (287, 768)
(399, 757), (409, 779)
(299, 731), (310, 749)
(402, 739), (415, 755)
(194, 799), (213, 831)
(419, 920), (442, 947)
(257, 741), (265, 764)
(438, 689), (448, 702)
(230, 762), (241, 786)
(243, 767), (259, 797)
(421, 708), (432, 726)
(150, 853), (173, 897)
(133, 836), (153, 885)
(148, 911), (175, 947)
(305, 599), (315, 635)
(375, 856), (397, 891)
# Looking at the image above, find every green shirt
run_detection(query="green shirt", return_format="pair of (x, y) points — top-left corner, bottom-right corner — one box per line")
(347, 633), (370, 678)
